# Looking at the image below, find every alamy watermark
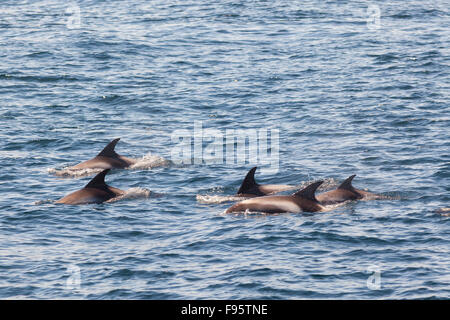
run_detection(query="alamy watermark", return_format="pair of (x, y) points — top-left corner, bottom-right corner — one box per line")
(66, 3), (81, 29)
(366, 265), (381, 290)
(66, 264), (81, 291)
(171, 121), (279, 174)
(366, 4), (381, 30)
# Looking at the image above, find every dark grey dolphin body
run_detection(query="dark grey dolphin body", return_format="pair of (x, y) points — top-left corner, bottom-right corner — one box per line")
(236, 167), (295, 197)
(316, 175), (383, 205)
(226, 181), (325, 214)
(56, 169), (125, 205)
(68, 138), (137, 170)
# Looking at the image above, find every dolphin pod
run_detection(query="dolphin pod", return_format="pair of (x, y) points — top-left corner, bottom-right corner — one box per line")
(68, 138), (137, 170)
(56, 169), (124, 204)
(53, 139), (395, 212)
(226, 181), (325, 214)
(225, 171), (386, 214)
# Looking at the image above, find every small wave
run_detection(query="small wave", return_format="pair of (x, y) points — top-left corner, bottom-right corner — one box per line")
(33, 199), (55, 205)
(0, 150), (30, 159)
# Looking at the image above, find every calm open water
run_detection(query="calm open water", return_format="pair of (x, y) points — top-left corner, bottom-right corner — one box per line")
(0, 0), (449, 299)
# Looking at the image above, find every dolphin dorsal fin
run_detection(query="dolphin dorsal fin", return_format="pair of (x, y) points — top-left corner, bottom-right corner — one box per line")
(85, 169), (110, 189)
(293, 180), (323, 202)
(338, 175), (357, 192)
(237, 167), (262, 195)
(97, 138), (120, 158)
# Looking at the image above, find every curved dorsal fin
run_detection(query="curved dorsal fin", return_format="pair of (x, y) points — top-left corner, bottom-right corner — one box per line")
(237, 167), (262, 195)
(338, 175), (357, 192)
(293, 180), (323, 202)
(97, 138), (120, 158)
(85, 169), (110, 189)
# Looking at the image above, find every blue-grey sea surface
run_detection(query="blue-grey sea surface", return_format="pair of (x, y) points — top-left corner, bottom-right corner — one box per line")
(0, 0), (449, 299)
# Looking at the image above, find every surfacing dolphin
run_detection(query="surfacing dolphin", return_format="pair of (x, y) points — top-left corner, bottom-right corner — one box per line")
(226, 180), (324, 214)
(68, 138), (137, 170)
(55, 169), (125, 204)
(316, 175), (383, 205)
(236, 167), (295, 197)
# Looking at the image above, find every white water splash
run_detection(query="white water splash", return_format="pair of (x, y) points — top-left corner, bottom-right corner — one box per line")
(105, 187), (152, 203)
(358, 191), (400, 201)
(196, 194), (250, 204)
(48, 167), (103, 178)
(33, 199), (56, 205)
(128, 153), (171, 170)
(320, 201), (353, 212)
(219, 209), (273, 217)
(317, 178), (339, 191)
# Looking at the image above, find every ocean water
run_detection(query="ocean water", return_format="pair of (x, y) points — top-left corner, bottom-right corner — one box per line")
(0, 0), (449, 299)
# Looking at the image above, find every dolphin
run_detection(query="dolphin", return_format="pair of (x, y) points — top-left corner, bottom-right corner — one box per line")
(225, 180), (324, 214)
(68, 138), (137, 170)
(55, 169), (125, 205)
(316, 175), (383, 205)
(236, 167), (295, 197)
